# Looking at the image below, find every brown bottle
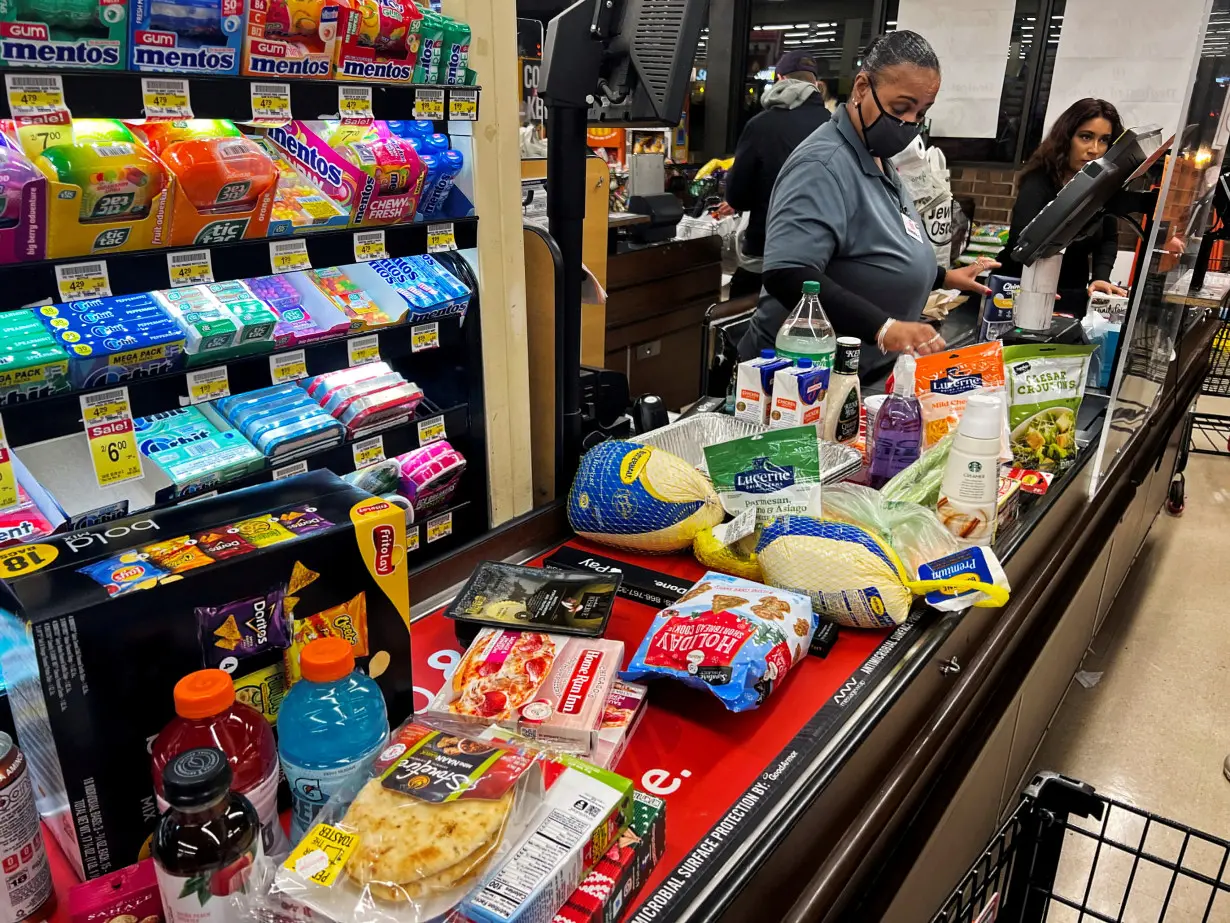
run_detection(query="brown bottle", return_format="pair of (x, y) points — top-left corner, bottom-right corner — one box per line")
(151, 748), (262, 923)
(0, 732), (55, 923)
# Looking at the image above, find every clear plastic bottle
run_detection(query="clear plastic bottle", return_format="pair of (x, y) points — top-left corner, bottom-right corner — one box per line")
(278, 637), (389, 844)
(868, 354), (923, 489)
(775, 280), (837, 373)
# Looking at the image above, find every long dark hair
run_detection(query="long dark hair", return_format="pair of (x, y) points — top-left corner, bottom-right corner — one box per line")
(1023, 98), (1124, 187)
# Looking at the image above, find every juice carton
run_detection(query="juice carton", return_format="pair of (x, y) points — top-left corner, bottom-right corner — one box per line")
(733, 352), (791, 425)
(241, 0), (338, 78)
(769, 360), (828, 430)
(129, 0), (243, 74)
(333, 0), (421, 84)
(0, 0), (129, 69)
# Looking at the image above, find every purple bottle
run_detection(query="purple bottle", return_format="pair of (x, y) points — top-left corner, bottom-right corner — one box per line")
(867, 353), (923, 490)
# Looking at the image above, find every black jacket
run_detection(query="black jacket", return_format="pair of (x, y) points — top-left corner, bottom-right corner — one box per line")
(724, 95), (830, 258)
(998, 169), (1118, 295)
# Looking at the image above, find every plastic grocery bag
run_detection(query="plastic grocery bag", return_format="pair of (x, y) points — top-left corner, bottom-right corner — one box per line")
(820, 482), (958, 578)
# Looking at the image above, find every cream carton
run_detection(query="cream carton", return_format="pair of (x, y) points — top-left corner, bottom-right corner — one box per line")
(734, 352), (791, 424)
(769, 359), (828, 430)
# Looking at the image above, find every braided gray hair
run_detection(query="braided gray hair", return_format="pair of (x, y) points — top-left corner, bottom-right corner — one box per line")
(861, 30), (940, 77)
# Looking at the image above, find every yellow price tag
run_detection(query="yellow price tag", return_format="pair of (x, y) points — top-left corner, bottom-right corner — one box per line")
(56, 261), (112, 302)
(187, 366), (231, 405)
(348, 334), (380, 367)
(417, 414), (446, 445)
(250, 82), (292, 124)
(284, 824), (360, 887)
(142, 78), (193, 119)
(270, 349), (308, 384)
(426, 512), (453, 543)
(270, 239), (311, 274)
(353, 230), (387, 262)
(0, 416), (16, 512)
(406, 527), (421, 554)
(80, 388), (144, 489)
(351, 435), (385, 469)
(413, 88), (445, 120)
(411, 322), (439, 353)
(448, 89), (478, 122)
(168, 249), (214, 287)
(5, 75), (65, 116)
(0, 543), (57, 578)
(427, 222), (456, 253)
(338, 85), (374, 120)
(15, 117), (73, 153)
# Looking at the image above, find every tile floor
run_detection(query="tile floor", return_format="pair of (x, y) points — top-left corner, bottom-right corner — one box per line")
(1023, 450), (1230, 921)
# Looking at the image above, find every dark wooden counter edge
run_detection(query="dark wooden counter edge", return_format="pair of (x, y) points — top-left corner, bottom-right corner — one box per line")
(785, 309), (1221, 923)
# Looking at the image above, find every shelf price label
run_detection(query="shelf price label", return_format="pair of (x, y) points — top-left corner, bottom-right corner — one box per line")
(81, 388), (144, 489)
(270, 239), (311, 274)
(417, 414), (446, 445)
(187, 366), (230, 405)
(5, 74), (65, 116)
(413, 88), (445, 120)
(411, 322), (439, 352)
(426, 511), (453, 543)
(351, 435), (385, 469)
(273, 460), (309, 481)
(168, 249), (215, 287)
(448, 89), (478, 122)
(270, 349), (308, 384)
(250, 82), (292, 125)
(427, 222), (456, 253)
(348, 334), (380, 367)
(338, 85), (374, 121)
(406, 526), (421, 554)
(142, 78), (193, 120)
(353, 229), (387, 262)
(0, 415), (17, 513)
(56, 261), (112, 302)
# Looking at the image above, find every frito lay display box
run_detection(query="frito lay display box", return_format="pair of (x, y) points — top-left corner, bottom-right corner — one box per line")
(0, 472), (411, 880)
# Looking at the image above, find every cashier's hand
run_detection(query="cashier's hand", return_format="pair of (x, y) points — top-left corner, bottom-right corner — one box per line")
(944, 259), (1000, 296)
(882, 321), (947, 356)
(1088, 279), (1128, 297)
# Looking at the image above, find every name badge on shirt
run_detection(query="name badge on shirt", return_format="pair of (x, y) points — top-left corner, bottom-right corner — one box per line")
(903, 213), (924, 243)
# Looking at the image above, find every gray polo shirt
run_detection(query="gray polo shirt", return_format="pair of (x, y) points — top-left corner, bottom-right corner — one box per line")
(740, 106), (938, 373)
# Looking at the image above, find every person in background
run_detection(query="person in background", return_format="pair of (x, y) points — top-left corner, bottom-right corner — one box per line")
(737, 31), (993, 374)
(818, 78), (839, 114)
(724, 50), (831, 298)
(998, 98), (1128, 314)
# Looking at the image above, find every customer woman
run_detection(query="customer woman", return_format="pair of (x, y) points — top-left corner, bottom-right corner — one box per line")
(998, 98), (1128, 312)
(738, 30), (994, 373)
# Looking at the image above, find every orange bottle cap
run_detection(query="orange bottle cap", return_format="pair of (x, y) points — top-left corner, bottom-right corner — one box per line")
(301, 636), (355, 683)
(174, 669), (235, 719)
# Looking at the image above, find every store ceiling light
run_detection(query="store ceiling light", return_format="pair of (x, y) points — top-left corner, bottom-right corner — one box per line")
(755, 24), (793, 30)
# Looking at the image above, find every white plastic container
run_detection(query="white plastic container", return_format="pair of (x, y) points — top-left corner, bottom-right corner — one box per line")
(823, 337), (861, 445)
(937, 392), (1002, 546)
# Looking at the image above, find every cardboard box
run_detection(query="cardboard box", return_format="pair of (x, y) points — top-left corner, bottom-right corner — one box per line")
(241, 0), (338, 79)
(129, 0), (242, 74)
(0, 135), (46, 263)
(0, 0), (128, 70)
(333, 0), (420, 84)
(0, 472), (412, 880)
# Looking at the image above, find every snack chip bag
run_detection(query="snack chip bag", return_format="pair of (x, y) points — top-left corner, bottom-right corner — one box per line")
(285, 593), (370, 684)
(621, 572), (815, 712)
(914, 342), (1006, 449)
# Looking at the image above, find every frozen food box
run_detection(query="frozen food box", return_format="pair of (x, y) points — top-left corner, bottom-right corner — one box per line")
(0, 473), (411, 880)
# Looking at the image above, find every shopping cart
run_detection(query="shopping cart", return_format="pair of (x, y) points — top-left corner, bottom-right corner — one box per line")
(931, 772), (1230, 922)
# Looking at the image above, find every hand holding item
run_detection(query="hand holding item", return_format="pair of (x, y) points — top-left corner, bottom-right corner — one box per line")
(713, 201), (737, 219)
(879, 319), (946, 356)
(1088, 279), (1128, 297)
(944, 258), (1000, 296)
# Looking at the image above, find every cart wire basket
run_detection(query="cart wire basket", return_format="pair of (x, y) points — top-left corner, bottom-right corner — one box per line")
(1189, 279), (1230, 454)
(931, 772), (1230, 923)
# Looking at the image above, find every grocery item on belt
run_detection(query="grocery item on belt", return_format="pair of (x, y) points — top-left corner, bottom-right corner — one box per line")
(592, 680), (648, 770)
(568, 441), (724, 553)
(692, 524), (762, 581)
(621, 571), (815, 711)
(1002, 344), (1095, 472)
(703, 425), (822, 526)
(820, 481), (959, 577)
(879, 433), (953, 508)
(913, 341), (1006, 449)
(445, 561), (620, 640)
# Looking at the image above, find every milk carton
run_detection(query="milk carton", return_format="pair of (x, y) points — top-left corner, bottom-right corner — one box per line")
(734, 350), (791, 425)
(769, 359), (828, 430)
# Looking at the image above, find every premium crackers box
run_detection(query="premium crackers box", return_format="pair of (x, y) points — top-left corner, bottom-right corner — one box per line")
(0, 472), (411, 880)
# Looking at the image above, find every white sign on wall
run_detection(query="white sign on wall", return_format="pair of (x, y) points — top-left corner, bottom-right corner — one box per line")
(895, 0), (1016, 138)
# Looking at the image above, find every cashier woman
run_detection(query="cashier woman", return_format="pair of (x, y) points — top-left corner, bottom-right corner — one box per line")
(738, 31), (995, 374)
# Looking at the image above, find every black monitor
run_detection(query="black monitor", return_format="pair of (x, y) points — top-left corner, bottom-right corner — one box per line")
(1012, 125), (1168, 265)
(540, 0), (707, 126)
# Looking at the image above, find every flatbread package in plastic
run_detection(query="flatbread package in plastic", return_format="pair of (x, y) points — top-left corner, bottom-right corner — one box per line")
(568, 441), (724, 553)
(270, 722), (543, 923)
(621, 571), (815, 712)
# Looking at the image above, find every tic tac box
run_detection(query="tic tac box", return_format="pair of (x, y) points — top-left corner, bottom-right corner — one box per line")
(130, 0), (243, 75)
(0, 472), (412, 881)
(0, 134), (46, 263)
(0, 0), (128, 70)
(241, 0), (338, 78)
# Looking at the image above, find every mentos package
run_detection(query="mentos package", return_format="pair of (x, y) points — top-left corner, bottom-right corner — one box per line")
(0, 0), (129, 70)
(130, 0), (243, 74)
(369, 254), (470, 321)
(621, 571), (816, 712)
(334, 0), (422, 83)
(242, 0), (338, 78)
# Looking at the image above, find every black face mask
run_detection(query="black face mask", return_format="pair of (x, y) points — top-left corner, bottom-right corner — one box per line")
(856, 78), (923, 159)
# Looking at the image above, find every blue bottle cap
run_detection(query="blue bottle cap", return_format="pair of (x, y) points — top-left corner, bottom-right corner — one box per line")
(760, 349), (775, 359)
(796, 358), (813, 368)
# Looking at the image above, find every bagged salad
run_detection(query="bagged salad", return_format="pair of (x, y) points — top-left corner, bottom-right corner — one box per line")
(1003, 344), (1095, 472)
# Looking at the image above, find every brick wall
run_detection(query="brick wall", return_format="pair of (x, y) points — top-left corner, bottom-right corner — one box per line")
(949, 164), (1019, 225)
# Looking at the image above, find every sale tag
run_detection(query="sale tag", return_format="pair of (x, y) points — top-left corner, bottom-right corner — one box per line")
(426, 511), (453, 543)
(270, 239), (311, 274)
(338, 85), (374, 120)
(353, 229), (387, 262)
(351, 435), (385, 469)
(81, 388), (144, 488)
(142, 77), (193, 119)
(411, 322), (439, 352)
(250, 82), (292, 125)
(56, 261), (112, 302)
(448, 88), (478, 122)
(417, 414), (446, 445)
(273, 460), (309, 481)
(284, 824), (360, 888)
(427, 222), (456, 253)
(5, 74), (65, 116)
(167, 249), (215, 287)
(187, 366), (230, 405)
(270, 349), (308, 384)
(406, 527), (421, 554)
(348, 334), (380, 367)
(413, 88), (445, 120)
(0, 415), (17, 512)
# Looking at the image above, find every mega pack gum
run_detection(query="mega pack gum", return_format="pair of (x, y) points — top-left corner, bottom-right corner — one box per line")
(241, 0), (338, 78)
(129, 0), (243, 74)
(0, 0), (129, 69)
(0, 473), (412, 880)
